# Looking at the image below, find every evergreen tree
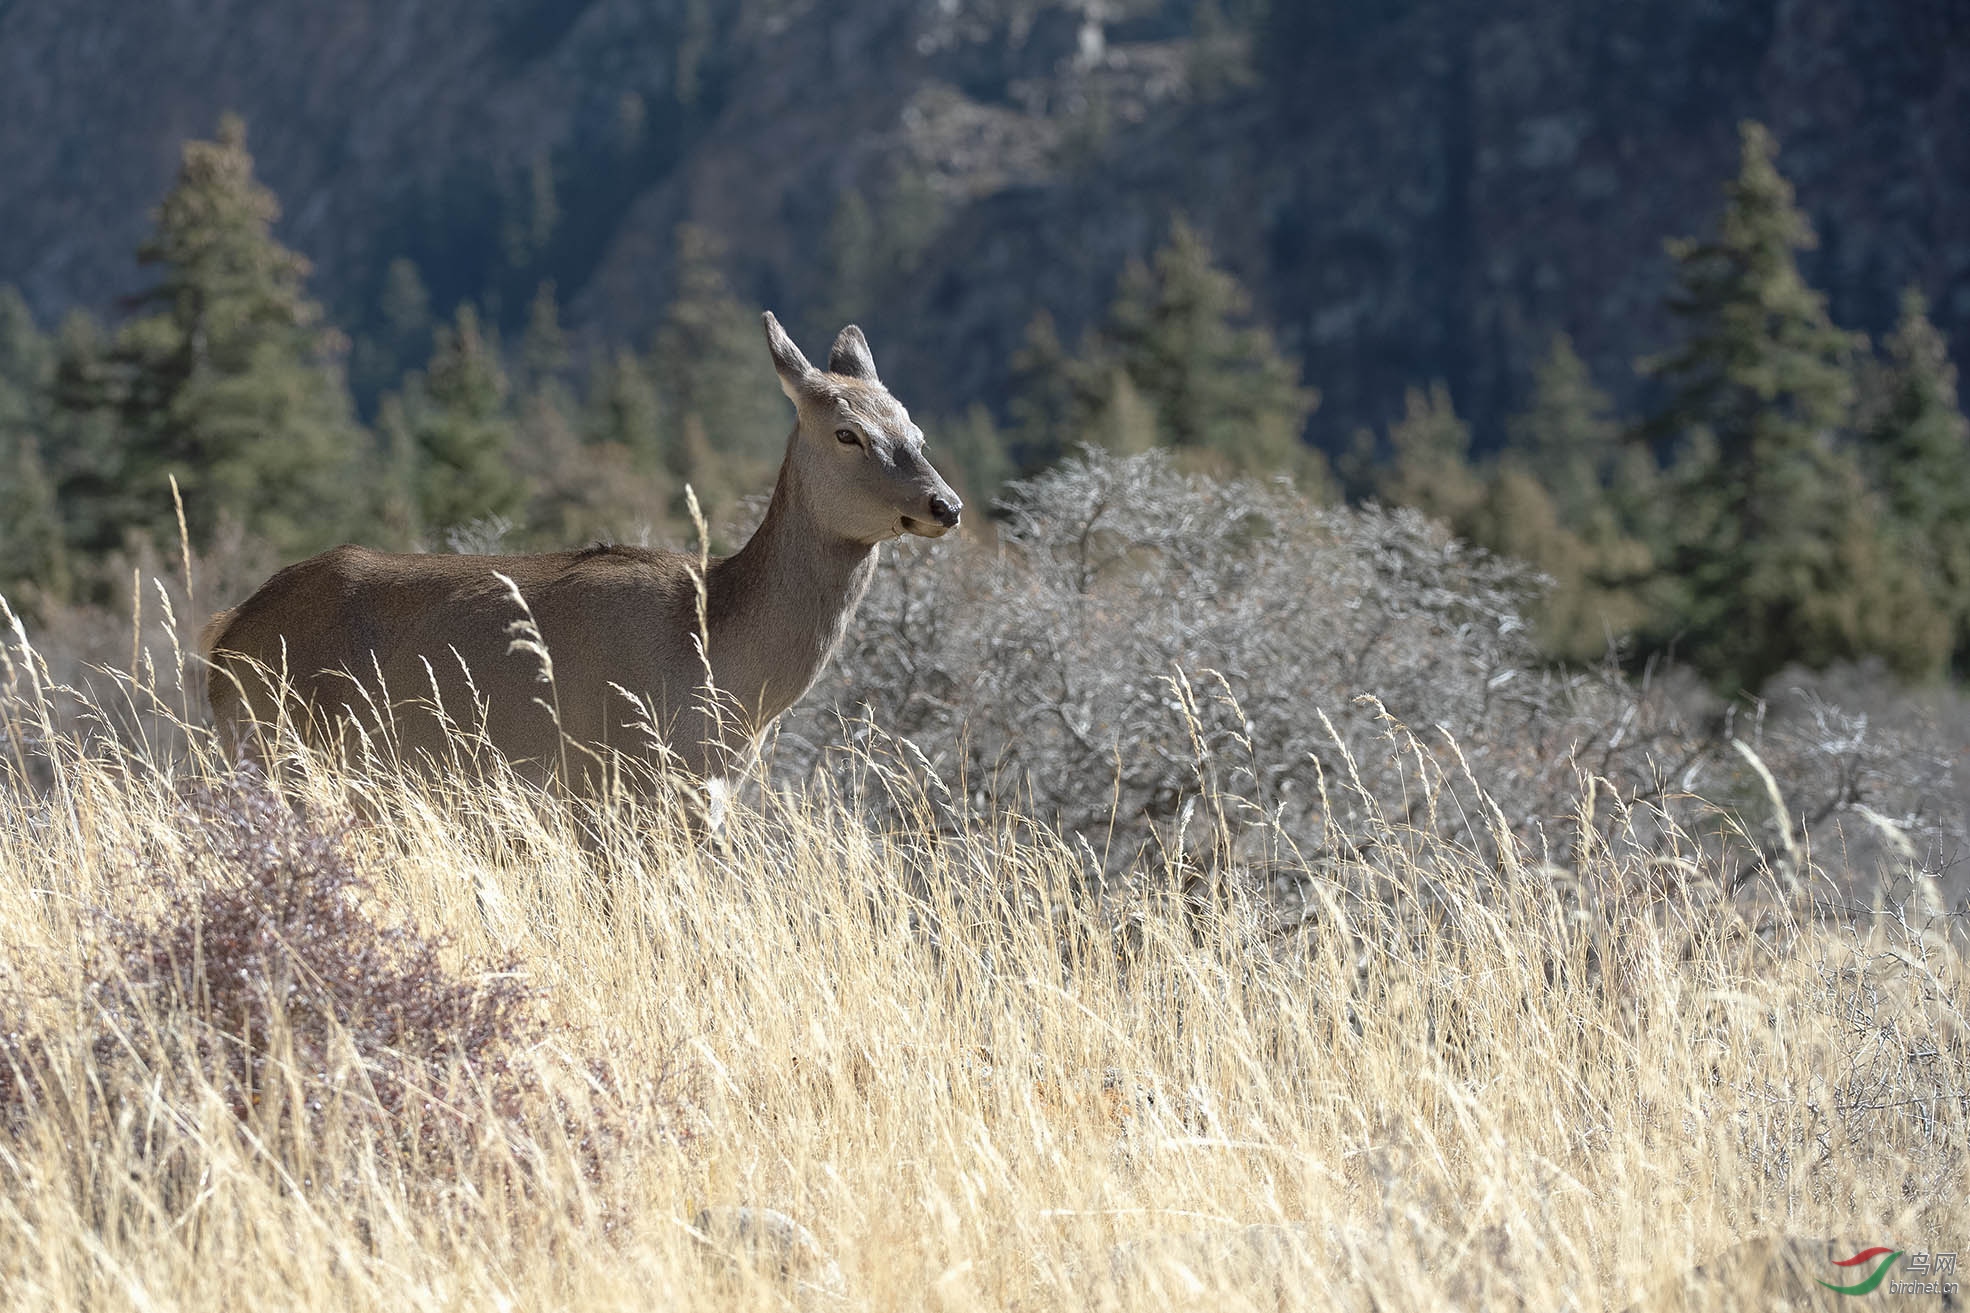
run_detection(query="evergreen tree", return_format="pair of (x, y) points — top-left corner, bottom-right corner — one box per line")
(1375, 383), (1484, 527)
(1465, 457), (1655, 662)
(651, 224), (787, 519)
(0, 288), (70, 608)
(518, 280), (570, 397)
(70, 116), (369, 557)
(508, 319), (675, 545)
(1473, 334), (1655, 659)
(583, 347), (665, 468)
(380, 258), (434, 356)
(351, 256), (435, 404)
(1100, 216), (1317, 476)
(0, 287), (50, 430)
(1083, 368), (1161, 457)
(368, 391), (422, 549)
(1510, 334), (1621, 527)
(509, 280), (597, 542)
(811, 171), (948, 340)
(880, 168), (946, 276)
(1007, 310), (1101, 471)
(1859, 288), (1970, 663)
(1639, 121), (1933, 689)
(44, 310), (135, 564)
(397, 304), (522, 534)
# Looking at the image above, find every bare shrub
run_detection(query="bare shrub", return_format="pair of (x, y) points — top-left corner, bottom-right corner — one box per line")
(0, 774), (634, 1184)
(784, 448), (1970, 902)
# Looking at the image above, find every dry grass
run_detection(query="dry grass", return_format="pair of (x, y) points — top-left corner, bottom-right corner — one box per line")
(0, 600), (1964, 1312)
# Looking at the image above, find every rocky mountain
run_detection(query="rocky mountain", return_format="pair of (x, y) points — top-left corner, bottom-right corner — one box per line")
(3, 0), (1967, 450)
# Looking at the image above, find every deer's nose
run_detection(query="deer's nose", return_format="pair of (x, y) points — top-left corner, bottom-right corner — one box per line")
(928, 493), (962, 528)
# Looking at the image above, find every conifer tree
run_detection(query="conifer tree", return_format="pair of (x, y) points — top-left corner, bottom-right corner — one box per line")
(1084, 369), (1161, 457)
(380, 258), (434, 359)
(1375, 383), (1484, 527)
(584, 347), (665, 467)
(518, 280), (570, 397)
(652, 225), (787, 519)
(880, 168), (946, 276)
(508, 280), (605, 543)
(399, 304), (521, 534)
(1473, 334), (1655, 659)
(1464, 457), (1655, 663)
(0, 287), (50, 436)
(351, 257), (435, 404)
(1007, 310), (1099, 471)
(76, 116), (369, 556)
(44, 311), (134, 564)
(509, 332), (676, 545)
(1510, 334), (1621, 527)
(1100, 216), (1317, 475)
(1859, 289), (1970, 663)
(0, 288), (70, 607)
(1640, 121), (1933, 688)
(811, 172), (947, 341)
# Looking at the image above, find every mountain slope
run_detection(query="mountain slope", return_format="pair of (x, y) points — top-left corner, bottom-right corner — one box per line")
(3, 0), (1966, 448)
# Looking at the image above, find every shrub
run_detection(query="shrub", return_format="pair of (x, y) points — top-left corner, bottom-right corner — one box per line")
(0, 775), (560, 1172)
(783, 448), (1969, 901)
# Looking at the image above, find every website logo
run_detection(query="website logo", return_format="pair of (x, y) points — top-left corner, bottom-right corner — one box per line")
(1817, 1245), (1959, 1297)
(1817, 1247), (1902, 1296)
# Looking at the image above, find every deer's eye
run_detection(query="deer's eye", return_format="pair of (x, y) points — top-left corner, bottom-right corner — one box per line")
(835, 428), (861, 446)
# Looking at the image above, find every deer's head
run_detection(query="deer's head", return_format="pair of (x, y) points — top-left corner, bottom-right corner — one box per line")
(763, 311), (963, 546)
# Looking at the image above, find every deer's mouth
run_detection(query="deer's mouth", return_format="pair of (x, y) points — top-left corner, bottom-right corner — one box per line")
(899, 516), (953, 539)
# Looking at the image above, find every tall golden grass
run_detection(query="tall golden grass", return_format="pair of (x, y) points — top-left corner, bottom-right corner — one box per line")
(0, 594), (1962, 1312)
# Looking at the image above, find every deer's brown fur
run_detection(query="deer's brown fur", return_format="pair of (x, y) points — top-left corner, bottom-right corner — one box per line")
(203, 314), (961, 798)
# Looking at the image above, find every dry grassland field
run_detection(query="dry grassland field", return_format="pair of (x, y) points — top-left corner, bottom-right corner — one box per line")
(0, 455), (1965, 1312)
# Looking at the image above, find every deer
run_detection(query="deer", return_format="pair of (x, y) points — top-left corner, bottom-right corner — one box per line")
(202, 312), (962, 815)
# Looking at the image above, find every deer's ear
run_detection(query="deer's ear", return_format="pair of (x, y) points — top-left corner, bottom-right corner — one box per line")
(762, 311), (817, 402)
(827, 325), (880, 384)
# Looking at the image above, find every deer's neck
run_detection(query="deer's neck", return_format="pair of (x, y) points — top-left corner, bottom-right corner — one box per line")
(705, 450), (877, 729)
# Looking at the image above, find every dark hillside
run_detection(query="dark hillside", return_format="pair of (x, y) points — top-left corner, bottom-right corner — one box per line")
(2, 0), (1966, 447)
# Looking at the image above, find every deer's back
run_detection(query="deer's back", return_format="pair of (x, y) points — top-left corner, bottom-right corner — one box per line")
(205, 543), (714, 778)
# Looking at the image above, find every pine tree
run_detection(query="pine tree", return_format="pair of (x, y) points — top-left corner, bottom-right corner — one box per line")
(45, 310), (135, 563)
(351, 257), (435, 404)
(399, 304), (522, 535)
(811, 171), (948, 339)
(509, 339), (676, 545)
(518, 280), (570, 397)
(880, 168), (945, 276)
(380, 258), (434, 357)
(1465, 458), (1655, 663)
(1510, 334), (1621, 527)
(1476, 334), (1655, 659)
(74, 116), (370, 557)
(0, 287), (50, 431)
(583, 347), (665, 467)
(1375, 383), (1484, 527)
(1100, 216), (1317, 476)
(0, 288), (70, 608)
(1639, 121), (1934, 689)
(1084, 369), (1161, 457)
(651, 224), (788, 519)
(507, 280), (603, 543)
(1859, 288), (1970, 664)
(1007, 310), (1100, 471)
